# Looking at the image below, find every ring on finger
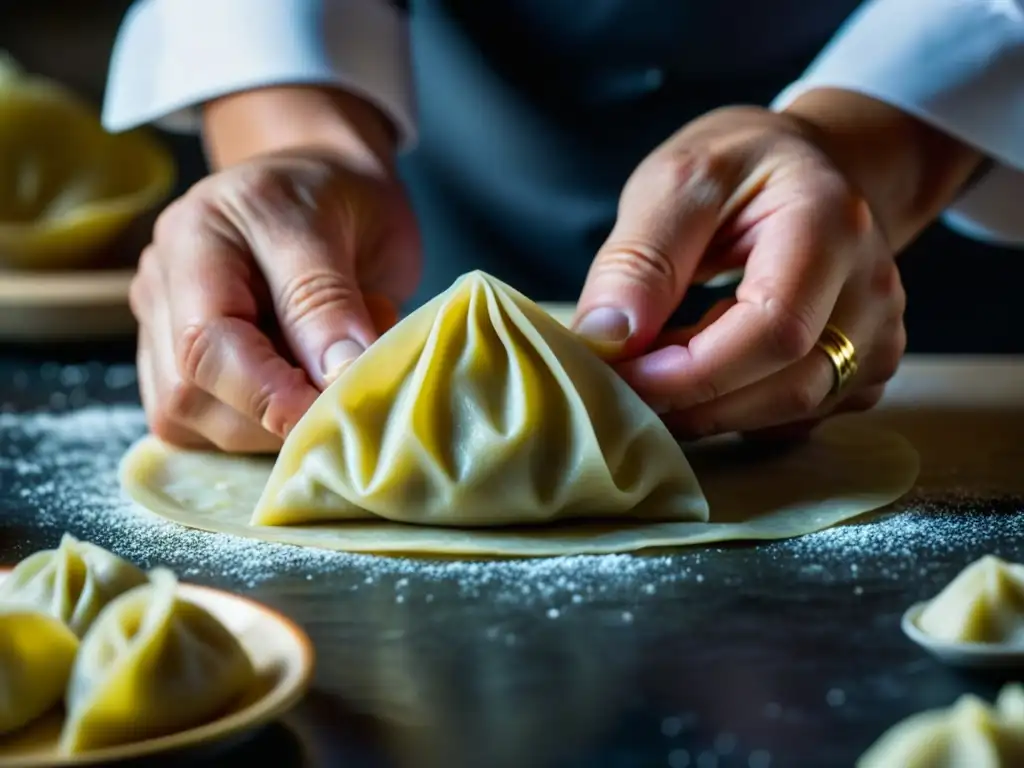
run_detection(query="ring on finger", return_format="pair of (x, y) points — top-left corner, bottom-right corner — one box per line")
(815, 323), (858, 396)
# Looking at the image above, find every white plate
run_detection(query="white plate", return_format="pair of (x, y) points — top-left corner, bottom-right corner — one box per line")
(0, 569), (315, 767)
(901, 602), (1024, 669)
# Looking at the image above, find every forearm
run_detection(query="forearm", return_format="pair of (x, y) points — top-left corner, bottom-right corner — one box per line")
(202, 85), (399, 176)
(784, 88), (983, 252)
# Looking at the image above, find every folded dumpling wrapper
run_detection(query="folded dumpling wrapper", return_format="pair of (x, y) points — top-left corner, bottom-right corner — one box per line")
(0, 52), (174, 269)
(858, 684), (1024, 767)
(0, 606), (79, 736)
(916, 555), (1024, 644)
(59, 568), (255, 754)
(0, 532), (147, 637)
(252, 270), (709, 528)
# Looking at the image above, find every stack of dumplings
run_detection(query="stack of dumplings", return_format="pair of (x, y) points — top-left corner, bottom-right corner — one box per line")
(0, 534), (256, 755)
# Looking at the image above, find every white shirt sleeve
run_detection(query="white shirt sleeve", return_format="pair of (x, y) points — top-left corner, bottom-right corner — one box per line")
(101, 0), (417, 150)
(772, 0), (1024, 247)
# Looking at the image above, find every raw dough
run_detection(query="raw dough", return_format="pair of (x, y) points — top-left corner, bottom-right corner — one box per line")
(251, 271), (707, 529)
(120, 415), (918, 557)
(857, 684), (1024, 767)
(916, 555), (1024, 644)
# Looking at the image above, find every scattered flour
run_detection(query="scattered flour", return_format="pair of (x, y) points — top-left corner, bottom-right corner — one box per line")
(0, 397), (1022, 602)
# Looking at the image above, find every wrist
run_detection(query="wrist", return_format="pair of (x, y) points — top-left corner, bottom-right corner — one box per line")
(782, 88), (983, 250)
(202, 85), (399, 178)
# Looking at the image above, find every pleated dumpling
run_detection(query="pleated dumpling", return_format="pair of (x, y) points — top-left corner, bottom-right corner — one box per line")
(857, 685), (1024, 767)
(0, 533), (147, 637)
(251, 271), (708, 528)
(0, 606), (79, 736)
(59, 568), (255, 754)
(916, 555), (1024, 644)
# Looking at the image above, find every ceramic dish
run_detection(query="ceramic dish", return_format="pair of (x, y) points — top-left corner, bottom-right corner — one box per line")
(0, 569), (315, 767)
(0, 269), (135, 341)
(901, 602), (1024, 669)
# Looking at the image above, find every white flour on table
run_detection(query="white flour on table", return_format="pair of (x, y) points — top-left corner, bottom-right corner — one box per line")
(1, 399), (1022, 602)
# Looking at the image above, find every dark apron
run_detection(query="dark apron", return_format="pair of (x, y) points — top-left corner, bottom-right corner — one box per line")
(397, 0), (864, 316)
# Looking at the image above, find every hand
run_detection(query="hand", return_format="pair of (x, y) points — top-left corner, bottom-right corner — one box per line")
(572, 105), (907, 441)
(130, 149), (420, 452)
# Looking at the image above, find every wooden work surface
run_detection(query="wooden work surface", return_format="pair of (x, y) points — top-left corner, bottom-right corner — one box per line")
(0, 354), (1021, 768)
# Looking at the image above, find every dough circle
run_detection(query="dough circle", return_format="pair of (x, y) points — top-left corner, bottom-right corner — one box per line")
(119, 417), (919, 557)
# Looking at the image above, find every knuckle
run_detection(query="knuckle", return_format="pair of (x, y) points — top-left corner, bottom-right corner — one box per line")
(872, 323), (907, 384)
(594, 241), (677, 288)
(644, 148), (729, 207)
(763, 296), (818, 361)
(176, 320), (222, 385)
(164, 378), (203, 422)
(784, 381), (822, 417)
(275, 271), (358, 328)
(152, 196), (200, 245)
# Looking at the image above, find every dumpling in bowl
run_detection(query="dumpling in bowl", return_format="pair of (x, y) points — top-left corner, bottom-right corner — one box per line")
(0, 532), (147, 637)
(857, 684), (1024, 767)
(0, 606), (79, 736)
(59, 568), (255, 754)
(251, 270), (708, 528)
(916, 555), (1024, 644)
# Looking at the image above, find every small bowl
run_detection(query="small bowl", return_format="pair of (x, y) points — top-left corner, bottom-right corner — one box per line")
(0, 63), (174, 271)
(901, 602), (1024, 669)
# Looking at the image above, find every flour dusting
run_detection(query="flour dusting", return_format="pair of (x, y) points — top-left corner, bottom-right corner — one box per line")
(1, 401), (1022, 601)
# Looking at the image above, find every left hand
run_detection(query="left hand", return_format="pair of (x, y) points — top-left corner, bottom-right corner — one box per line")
(571, 105), (906, 441)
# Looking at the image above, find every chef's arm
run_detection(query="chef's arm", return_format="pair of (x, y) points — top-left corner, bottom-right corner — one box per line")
(772, 0), (1024, 249)
(101, 0), (416, 168)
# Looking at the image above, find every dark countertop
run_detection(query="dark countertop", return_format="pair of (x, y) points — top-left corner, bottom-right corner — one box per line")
(1, 353), (1023, 768)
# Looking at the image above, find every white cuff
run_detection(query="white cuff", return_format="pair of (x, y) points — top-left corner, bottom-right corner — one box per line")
(772, 0), (1024, 246)
(102, 0), (417, 151)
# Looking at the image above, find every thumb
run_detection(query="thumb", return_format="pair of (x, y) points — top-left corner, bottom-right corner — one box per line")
(573, 153), (725, 356)
(250, 224), (384, 389)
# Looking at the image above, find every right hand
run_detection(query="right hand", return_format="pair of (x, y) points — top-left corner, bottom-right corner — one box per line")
(130, 149), (420, 453)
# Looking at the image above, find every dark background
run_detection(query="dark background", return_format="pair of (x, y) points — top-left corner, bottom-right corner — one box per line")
(2, 0), (1021, 354)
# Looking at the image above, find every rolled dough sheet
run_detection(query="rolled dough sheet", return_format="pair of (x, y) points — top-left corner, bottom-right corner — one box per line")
(119, 417), (919, 557)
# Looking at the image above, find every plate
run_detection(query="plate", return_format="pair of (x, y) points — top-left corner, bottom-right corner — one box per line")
(0, 569), (315, 767)
(901, 602), (1024, 669)
(0, 269), (135, 341)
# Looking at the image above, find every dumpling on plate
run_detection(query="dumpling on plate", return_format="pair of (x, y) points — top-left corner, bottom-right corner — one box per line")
(916, 555), (1024, 644)
(251, 270), (708, 528)
(0, 532), (147, 637)
(857, 684), (1024, 767)
(59, 568), (256, 754)
(0, 52), (174, 270)
(0, 606), (79, 736)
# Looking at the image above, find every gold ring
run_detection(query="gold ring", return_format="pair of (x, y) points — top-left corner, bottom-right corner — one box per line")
(815, 323), (858, 395)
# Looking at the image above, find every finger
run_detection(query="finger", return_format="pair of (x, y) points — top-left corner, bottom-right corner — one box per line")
(154, 206), (323, 437)
(739, 383), (886, 444)
(228, 173), (382, 385)
(155, 295), (283, 454)
(665, 344), (836, 439)
(137, 327), (213, 451)
(573, 150), (731, 355)
(621, 198), (860, 409)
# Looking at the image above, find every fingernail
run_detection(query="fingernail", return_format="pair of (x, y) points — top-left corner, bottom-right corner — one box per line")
(573, 307), (631, 344)
(322, 339), (365, 383)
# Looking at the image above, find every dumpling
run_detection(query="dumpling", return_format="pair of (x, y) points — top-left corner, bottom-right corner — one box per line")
(0, 606), (79, 736)
(252, 270), (708, 528)
(857, 684), (1024, 767)
(59, 568), (255, 754)
(0, 532), (147, 637)
(916, 555), (1024, 644)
